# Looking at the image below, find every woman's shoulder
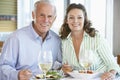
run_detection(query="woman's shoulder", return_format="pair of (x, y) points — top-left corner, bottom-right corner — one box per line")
(94, 31), (106, 42)
(94, 31), (102, 38)
(61, 37), (72, 46)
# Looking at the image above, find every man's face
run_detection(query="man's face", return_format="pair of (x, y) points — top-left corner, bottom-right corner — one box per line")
(32, 3), (56, 35)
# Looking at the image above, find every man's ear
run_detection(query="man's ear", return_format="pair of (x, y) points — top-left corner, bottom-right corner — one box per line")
(53, 16), (56, 22)
(32, 11), (35, 19)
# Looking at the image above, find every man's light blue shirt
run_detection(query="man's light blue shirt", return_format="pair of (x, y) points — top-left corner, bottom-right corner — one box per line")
(0, 22), (62, 80)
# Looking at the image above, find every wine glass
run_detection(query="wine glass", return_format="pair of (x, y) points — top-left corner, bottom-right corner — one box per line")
(38, 50), (53, 79)
(79, 50), (94, 73)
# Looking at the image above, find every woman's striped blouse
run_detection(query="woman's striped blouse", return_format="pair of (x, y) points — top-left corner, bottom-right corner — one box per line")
(62, 31), (120, 74)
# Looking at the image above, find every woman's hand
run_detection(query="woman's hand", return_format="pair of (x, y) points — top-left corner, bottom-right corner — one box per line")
(62, 64), (73, 75)
(100, 70), (116, 80)
(18, 69), (32, 80)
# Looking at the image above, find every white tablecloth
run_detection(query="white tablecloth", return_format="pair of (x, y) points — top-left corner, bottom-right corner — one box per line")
(31, 76), (120, 80)
(30, 71), (120, 80)
(60, 70), (120, 80)
(61, 76), (120, 80)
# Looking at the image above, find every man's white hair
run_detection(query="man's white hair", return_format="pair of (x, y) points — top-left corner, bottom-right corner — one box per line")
(33, 0), (56, 16)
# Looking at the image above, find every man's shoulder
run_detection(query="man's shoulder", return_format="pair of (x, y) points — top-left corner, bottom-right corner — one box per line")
(8, 26), (30, 38)
(16, 26), (30, 33)
(49, 30), (60, 39)
(15, 26), (30, 33)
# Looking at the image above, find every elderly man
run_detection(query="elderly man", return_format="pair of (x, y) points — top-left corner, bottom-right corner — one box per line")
(0, 0), (62, 80)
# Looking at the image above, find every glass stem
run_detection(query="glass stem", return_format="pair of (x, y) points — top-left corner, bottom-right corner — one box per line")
(85, 68), (87, 73)
(43, 72), (46, 79)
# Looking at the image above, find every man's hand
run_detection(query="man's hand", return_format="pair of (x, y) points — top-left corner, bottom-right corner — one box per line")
(18, 70), (32, 80)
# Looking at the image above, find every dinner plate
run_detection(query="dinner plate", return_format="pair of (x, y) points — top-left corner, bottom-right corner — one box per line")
(67, 70), (103, 79)
(31, 76), (60, 80)
(46, 78), (60, 80)
(31, 70), (62, 80)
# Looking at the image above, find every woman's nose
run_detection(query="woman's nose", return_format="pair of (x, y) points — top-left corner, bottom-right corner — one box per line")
(74, 18), (79, 22)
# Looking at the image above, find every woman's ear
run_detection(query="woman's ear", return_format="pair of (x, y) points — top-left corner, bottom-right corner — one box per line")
(66, 19), (68, 24)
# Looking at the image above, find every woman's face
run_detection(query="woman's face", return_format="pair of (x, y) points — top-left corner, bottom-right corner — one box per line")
(67, 8), (85, 32)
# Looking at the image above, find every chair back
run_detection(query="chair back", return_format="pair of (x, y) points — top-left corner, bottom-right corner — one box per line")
(0, 41), (3, 52)
(117, 55), (120, 65)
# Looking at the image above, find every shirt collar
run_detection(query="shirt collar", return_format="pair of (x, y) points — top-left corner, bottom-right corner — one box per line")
(83, 31), (89, 37)
(29, 21), (52, 40)
(66, 31), (89, 40)
(45, 31), (52, 40)
(29, 22), (39, 40)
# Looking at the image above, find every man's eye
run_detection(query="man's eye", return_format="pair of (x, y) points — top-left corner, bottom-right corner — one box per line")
(40, 14), (44, 17)
(48, 15), (52, 18)
(78, 17), (82, 19)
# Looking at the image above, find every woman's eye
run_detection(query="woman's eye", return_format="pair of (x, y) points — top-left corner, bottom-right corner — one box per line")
(69, 17), (74, 19)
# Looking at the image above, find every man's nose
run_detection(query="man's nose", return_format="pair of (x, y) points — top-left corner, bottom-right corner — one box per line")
(44, 16), (49, 22)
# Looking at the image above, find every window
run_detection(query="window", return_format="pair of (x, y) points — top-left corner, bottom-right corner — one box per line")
(0, 0), (17, 41)
(90, 0), (106, 37)
(70, 0), (84, 5)
(51, 0), (64, 34)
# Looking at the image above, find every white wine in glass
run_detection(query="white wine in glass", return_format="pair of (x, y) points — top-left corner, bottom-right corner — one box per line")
(79, 50), (94, 73)
(80, 62), (92, 69)
(39, 63), (52, 73)
(38, 50), (53, 79)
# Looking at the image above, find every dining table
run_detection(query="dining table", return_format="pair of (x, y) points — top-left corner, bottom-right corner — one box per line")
(31, 70), (120, 80)
(59, 70), (120, 80)
(31, 76), (120, 80)
(31, 73), (120, 80)
(61, 76), (120, 80)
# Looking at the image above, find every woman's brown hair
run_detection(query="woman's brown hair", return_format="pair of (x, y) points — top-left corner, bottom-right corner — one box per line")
(59, 3), (96, 39)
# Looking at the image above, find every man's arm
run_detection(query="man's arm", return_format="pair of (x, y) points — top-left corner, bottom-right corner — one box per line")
(0, 37), (19, 80)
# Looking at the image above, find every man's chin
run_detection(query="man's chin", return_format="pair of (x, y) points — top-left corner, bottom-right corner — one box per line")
(41, 30), (49, 34)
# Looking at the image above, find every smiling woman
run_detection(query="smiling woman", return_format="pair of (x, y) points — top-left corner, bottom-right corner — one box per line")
(60, 3), (120, 80)
(70, 0), (113, 54)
